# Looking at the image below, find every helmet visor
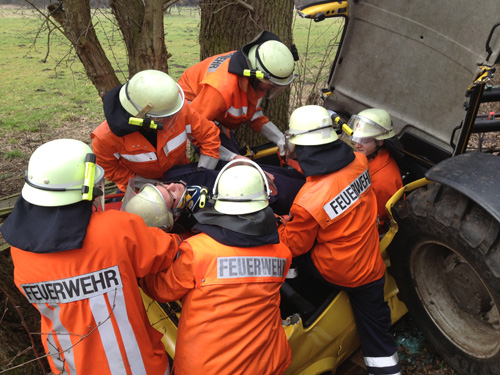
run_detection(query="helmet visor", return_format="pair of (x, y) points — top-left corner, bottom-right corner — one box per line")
(251, 73), (294, 99)
(150, 112), (179, 132)
(121, 180), (174, 231)
(347, 114), (389, 144)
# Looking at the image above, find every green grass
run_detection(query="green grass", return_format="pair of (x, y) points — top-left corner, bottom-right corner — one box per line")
(0, 6), (342, 135)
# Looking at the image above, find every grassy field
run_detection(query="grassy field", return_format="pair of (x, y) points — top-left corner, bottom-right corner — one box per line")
(0, 5), (341, 196)
(0, 6), (341, 135)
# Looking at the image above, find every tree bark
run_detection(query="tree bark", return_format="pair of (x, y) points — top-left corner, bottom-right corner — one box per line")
(111, 0), (170, 77)
(49, 0), (121, 97)
(199, 0), (295, 148)
(47, 0), (172, 98)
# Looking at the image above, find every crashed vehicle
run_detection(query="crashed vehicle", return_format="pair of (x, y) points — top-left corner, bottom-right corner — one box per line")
(140, 1), (500, 374)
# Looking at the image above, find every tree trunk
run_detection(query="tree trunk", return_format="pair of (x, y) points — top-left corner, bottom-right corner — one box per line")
(110, 0), (170, 77)
(199, 0), (295, 148)
(47, 0), (172, 98)
(49, 0), (121, 97)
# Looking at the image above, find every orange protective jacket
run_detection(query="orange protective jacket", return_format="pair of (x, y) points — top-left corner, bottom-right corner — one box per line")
(278, 152), (385, 287)
(369, 149), (403, 229)
(178, 51), (271, 134)
(11, 210), (180, 375)
(91, 104), (220, 191)
(142, 232), (292, 375)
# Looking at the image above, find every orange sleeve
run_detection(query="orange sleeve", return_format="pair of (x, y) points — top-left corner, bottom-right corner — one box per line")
(122, 214), (182, 278)
(248, 112), (270, 133)
(185, 104), (220, 159)
(187, 84), (228, 123)
(140, 240), (195, 302)
(278, 204), (320, 257)
(91, 125), (135, 192)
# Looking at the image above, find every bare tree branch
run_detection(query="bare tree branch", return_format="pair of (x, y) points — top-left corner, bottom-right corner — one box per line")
(0, 285), (48, 374)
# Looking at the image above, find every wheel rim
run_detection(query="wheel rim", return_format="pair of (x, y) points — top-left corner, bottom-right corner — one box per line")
(410, 241), (500, 358)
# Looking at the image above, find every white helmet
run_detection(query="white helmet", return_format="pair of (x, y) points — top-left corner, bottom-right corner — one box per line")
(212, 159), (270, 215)
(247, 40), (295, 86)
(122, 184), (174, 231)
(286, 105), (338, 146)
(22, 139), (105, 207)
(347, 108), (394, 144)
(119, 69), (185, 118)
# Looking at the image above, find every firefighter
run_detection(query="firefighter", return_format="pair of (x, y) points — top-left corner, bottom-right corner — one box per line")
(278, 105), (401, 375)
(140, 159), (292, 375)
(343, 108), (404, 233)
(177, 30), (296, 160)
(91, 69), (221, 192)
(0, 139), (180, 375)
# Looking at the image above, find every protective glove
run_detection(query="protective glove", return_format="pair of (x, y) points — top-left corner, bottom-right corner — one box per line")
(260, 122), (293, 156)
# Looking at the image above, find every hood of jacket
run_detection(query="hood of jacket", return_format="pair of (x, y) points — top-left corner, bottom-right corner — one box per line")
(103, 84), (142, 137)
(0, 196), (92, 254)
(295, 140), (356, 177)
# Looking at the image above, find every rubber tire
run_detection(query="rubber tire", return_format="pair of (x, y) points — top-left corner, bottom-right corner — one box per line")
(388, 182), (500, 375)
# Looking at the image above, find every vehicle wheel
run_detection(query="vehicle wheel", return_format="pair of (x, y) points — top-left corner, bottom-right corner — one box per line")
(388, 182), (500, 375)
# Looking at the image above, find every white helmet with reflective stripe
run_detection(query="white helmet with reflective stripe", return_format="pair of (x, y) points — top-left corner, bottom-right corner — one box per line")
(212, 159), (270, 215)
(122, 184), (174, 231)
(119, 69), (184, 117)
(286, 105), (338, 145)
(22, 139), (105, 207)
(248, 40), (295, 86)
(348, 108), (394, 143)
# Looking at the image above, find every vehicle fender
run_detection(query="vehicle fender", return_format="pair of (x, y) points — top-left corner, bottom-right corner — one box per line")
(425, 152), (500, 223)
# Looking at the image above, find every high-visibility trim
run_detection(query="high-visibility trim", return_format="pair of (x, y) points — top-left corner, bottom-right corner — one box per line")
(186, 124), (192, 134)
(227, 105), (248, 117)
(207, 53), (233, 73)
(163, 131), (187, 156)
(118, 152), (158, 163)
(21, 266), (123, 304)
(90, 294), (127, 375)
(112, 289), (148, 375)
(251, 110), (264, 121)
(323, 169), (371, 220)
(217, 256), (287, 279)
(38, 303), (77, 374)
(364, 351), (400, 368)
(45, 331), (65, 373)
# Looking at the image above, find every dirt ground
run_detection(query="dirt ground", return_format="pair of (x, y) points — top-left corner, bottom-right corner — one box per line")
(0, 119), (97, 199)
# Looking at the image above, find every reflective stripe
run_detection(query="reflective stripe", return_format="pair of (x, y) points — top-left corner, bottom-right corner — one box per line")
(227, 106), (248, 117)
(112, 289), (148, 375)
(90, 293), (127, 375)
(186, 124), (192, 134)
(365, 351), (400, 368)
(38, 303), (77, 374)
(119, 152), (158, 163)
(163, 131), (187, 156)
(45, 332), (64, 372)
(323, 169), (371, 220)
(251, 110), (264, 121)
